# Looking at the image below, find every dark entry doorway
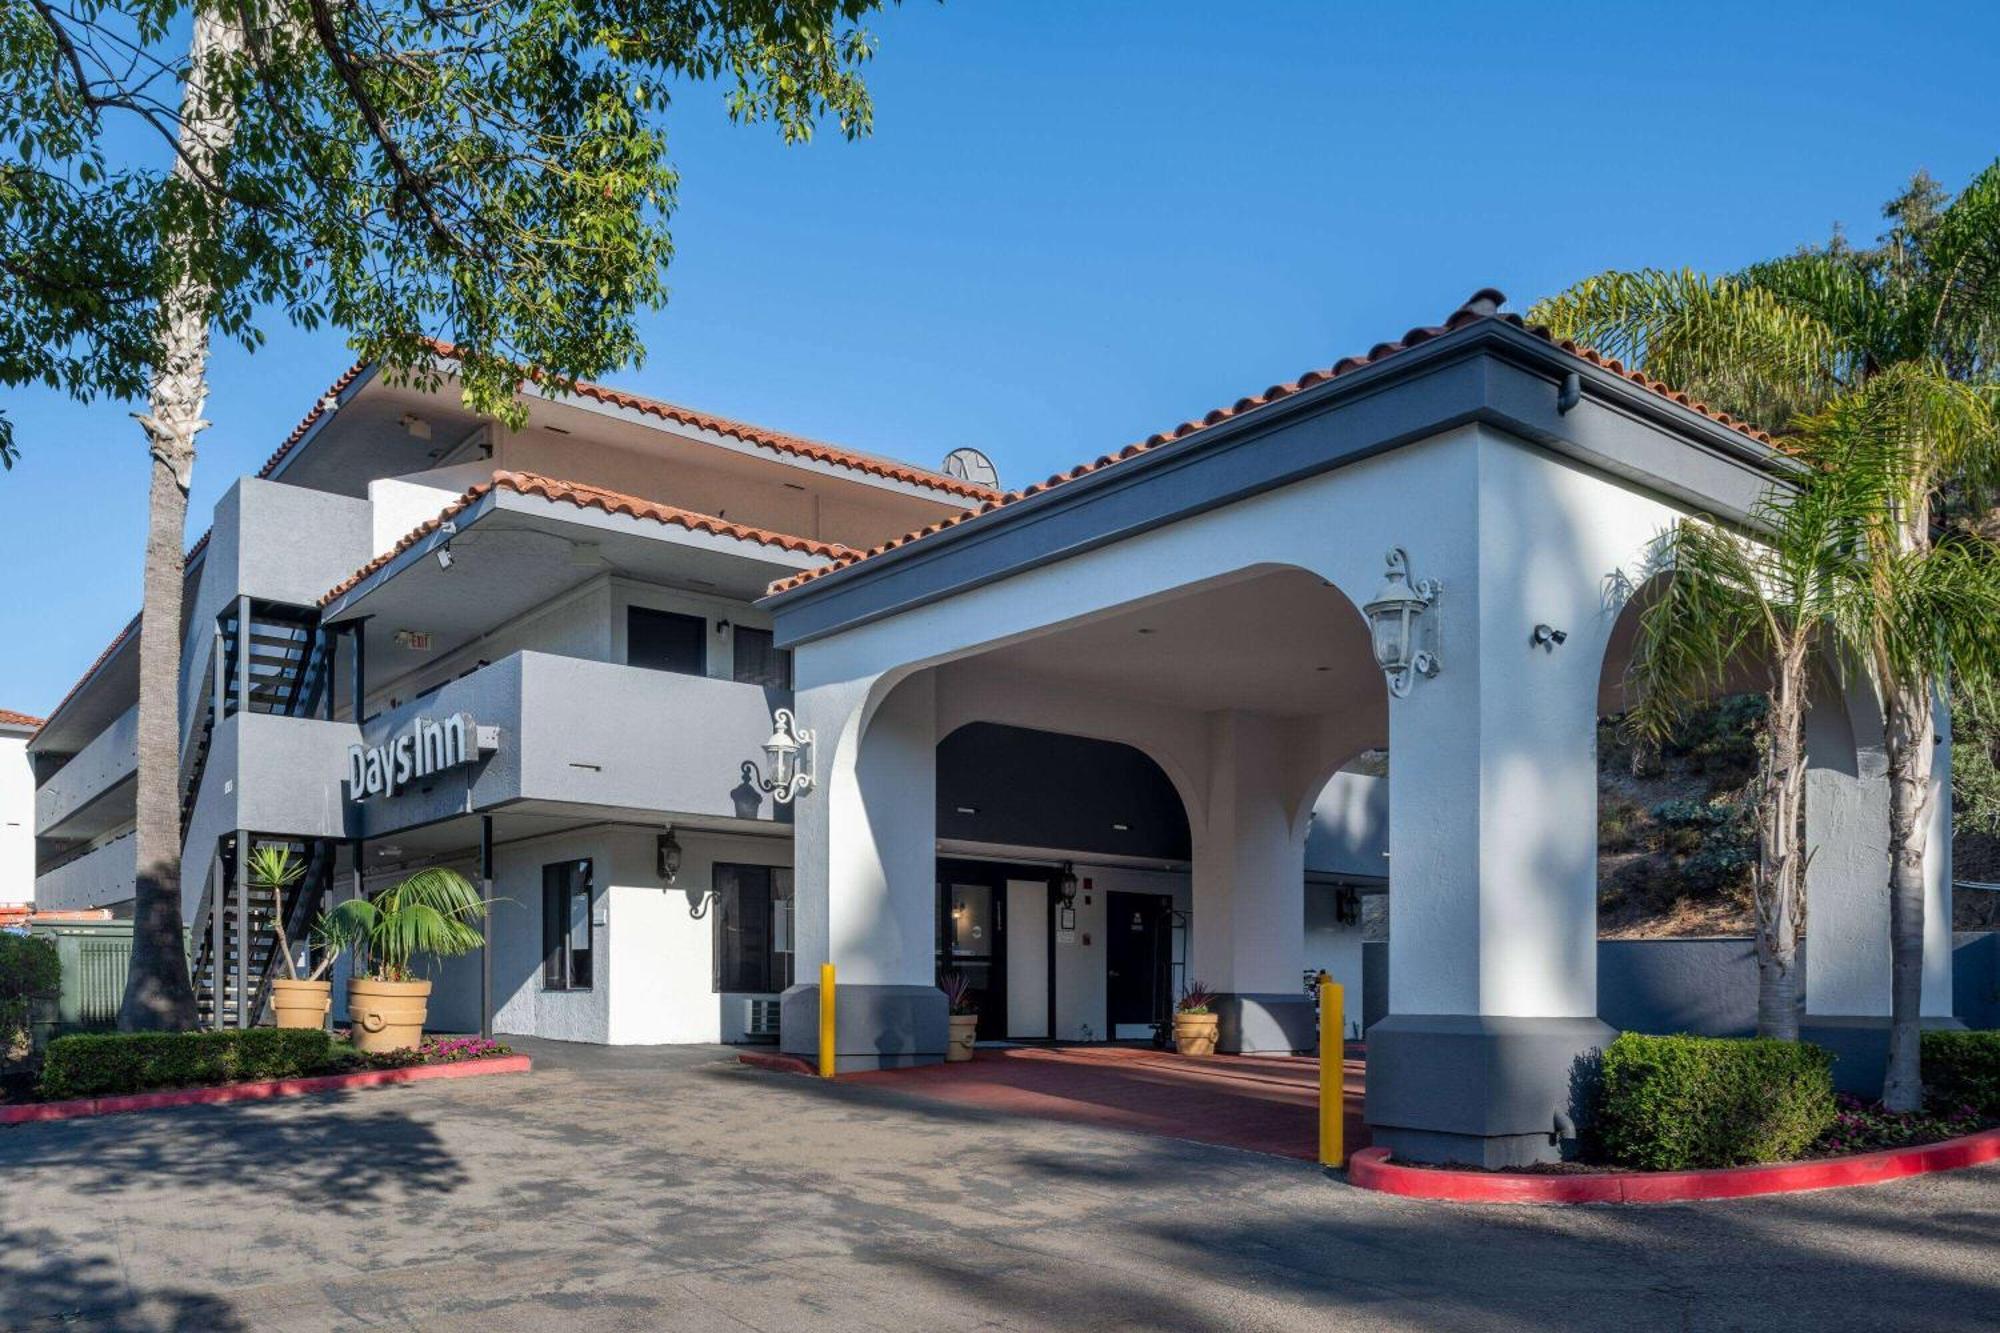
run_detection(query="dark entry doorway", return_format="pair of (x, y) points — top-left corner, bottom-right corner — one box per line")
(1107, 891), (1173, 1039)
(937, 863), (1008, 1042)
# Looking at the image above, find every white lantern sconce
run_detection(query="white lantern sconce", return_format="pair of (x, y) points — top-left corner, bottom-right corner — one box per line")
(1363, 547), (1441, 698)
(744, 708), (816, 804)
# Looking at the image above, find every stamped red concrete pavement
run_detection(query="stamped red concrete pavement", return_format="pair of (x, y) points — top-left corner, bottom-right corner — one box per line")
(844, 1043), (1366, 1161)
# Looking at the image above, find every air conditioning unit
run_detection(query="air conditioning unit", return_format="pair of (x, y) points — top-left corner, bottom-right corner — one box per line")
(744, 997), (782, 1040)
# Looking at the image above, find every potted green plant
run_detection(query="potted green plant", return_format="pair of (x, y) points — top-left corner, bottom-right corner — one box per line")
(1173, 981), (1219, 1056)
(319, 867), (487, 1053)
(249, 844), (339, 1031)
(939, 970), (978, 1062)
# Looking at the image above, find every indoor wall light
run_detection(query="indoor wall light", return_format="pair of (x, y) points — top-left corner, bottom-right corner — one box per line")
(1363, 547), (1441, 697)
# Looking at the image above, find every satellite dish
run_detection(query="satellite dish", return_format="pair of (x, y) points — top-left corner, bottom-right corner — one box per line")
(942, 447), (1000, 489)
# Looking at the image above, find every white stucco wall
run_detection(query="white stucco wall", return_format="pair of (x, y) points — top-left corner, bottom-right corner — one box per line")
(791, 424), (1691, 1024)
(2, 728), (38, 903)
(1303, 883), (1366, 1039)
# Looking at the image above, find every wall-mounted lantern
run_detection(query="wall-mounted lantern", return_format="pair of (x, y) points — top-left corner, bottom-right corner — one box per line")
(657, 827), (683, 883)
(1363, 547), (1441, 697)
(743, 708), (816, 804)
(1057, 862), (1079, 907)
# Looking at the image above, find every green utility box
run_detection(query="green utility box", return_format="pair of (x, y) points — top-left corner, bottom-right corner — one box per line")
(26, 919), (138, 1038)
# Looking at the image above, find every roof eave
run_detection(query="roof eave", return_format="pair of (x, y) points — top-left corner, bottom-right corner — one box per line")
(762, 319), (1797, 616)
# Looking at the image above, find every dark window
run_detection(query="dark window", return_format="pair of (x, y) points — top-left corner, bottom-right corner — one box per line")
(627, 607), (706, 676)
(731, 626), (792, 689)
(714, 863), (794, 993)
(542, 859), (594, 990)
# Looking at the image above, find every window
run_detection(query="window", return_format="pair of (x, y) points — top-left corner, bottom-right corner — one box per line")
(627, 607), (706, 676)
(542, 859), (594, 990)
(731, 626), (792, 689)
(714, 863), (794, 993)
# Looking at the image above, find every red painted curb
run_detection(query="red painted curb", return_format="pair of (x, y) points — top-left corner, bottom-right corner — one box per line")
(1346, 1127), (2000, 1204)
(0, 1054), (532, 1126)
(737, 1050), (817, 1077)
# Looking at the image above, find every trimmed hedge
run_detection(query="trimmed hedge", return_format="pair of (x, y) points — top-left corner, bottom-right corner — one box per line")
(39, 1028), (334, 1101)
(1923, 1029), (2000, 1117)
(1, 933), (61, 1064)
(1598, 1033), (1836, 1170)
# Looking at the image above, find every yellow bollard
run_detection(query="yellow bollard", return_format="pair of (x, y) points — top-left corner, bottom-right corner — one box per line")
(1318, 974), (1345, 1168)
(818, 961), (837, 1079)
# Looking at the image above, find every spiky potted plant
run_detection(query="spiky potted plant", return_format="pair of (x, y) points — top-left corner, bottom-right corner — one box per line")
(319, 867), (487, 1053)
(939, 970), (978, 1062)
(1173, 982), (1220, 1056)
(249, 844), (337, 1030)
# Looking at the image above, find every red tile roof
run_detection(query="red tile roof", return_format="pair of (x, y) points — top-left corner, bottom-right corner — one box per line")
(422, 340), (998, 502)
(0, 709), (44, 728)
(321, 470), (860, 605)
(766, 289), (1782, 596)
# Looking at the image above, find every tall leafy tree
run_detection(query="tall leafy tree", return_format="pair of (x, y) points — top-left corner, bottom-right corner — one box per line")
(3, 0), (897, 1029)
(1533, 164), (2000, 1108)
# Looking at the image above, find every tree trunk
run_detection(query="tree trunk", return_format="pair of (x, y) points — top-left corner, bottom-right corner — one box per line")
(1881, 678), (1933, 1112)
(1754, 658), (1809, 1041)
(118, 9), (244, 1031)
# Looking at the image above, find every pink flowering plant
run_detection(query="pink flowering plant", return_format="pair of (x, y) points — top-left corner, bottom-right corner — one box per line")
(1811, 1093), (1986, 1157)
(331, 1032), (511, 1071)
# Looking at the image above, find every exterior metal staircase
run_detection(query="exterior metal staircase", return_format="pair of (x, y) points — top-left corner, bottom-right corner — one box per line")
(180, 600), (329, 834)
(190, 836), (337, 1029)
(179, 598), (339, 1028)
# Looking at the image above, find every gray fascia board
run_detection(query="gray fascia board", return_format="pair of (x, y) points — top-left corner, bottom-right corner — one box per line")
(765, 323), (1798, 648)
(321, 488), (500, 623)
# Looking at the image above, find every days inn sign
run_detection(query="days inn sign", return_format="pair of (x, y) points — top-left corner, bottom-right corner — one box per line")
(346, 711), (500, 802)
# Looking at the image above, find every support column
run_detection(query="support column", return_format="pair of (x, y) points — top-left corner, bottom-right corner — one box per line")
(781, 670), (947, 1071)
(1803, 680), (1962, 1091)
(1191, 711), (1312, 1052)
(1363, 487), (1615, 1168)
(209, 849), (224, 1030)
(234, 830), (250, 1029)
(479, 815), (494, 1041)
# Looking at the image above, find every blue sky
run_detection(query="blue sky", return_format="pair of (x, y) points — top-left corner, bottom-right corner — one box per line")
(4, 0), (1998, 715)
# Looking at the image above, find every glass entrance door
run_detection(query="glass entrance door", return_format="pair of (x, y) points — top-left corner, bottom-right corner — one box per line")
(938, 873), (1008, 1041)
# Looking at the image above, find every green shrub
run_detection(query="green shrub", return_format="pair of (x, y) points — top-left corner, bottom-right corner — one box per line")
(0, 933), (61, 1064)
(39, 1028), (334, 1100)
(1597, 1033), (1836, 1170)
(1923, 1029), (2000, 1117)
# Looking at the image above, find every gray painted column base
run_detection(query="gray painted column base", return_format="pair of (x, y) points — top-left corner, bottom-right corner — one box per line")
(1364, 1013), (1617, 1169)
(1215, 993), (1315, 1053)
(1801, 1015), (1969, 1095)
(780, 982), (947, 1073)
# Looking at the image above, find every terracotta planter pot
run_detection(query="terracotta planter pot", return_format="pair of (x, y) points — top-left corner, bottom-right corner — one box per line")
(1173, 1011), (1220, 1056)
(347, 978), (431, 1053)
(947, 1013), (978, 1062)
(270, 978), (332, 1030)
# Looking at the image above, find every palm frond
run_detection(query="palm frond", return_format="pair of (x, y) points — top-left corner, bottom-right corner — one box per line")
(1920, 158), (2000, 377)
(1528, 268), (1845, 431)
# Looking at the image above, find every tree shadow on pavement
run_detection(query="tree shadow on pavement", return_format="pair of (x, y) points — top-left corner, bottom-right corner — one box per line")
(0, 1221), (248, 1333)
(0, 1092), (468, 1215)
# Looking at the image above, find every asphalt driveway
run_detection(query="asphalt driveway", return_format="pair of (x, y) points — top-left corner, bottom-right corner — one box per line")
(2, 1037), (1995, 1331)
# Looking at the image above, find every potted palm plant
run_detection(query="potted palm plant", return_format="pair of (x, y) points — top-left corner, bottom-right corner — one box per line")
(249, 844), (340, 1030)
(1173, 982), (1219, 1056)
(940, 970), (978, 1062)
(320, 867), (487, 1053)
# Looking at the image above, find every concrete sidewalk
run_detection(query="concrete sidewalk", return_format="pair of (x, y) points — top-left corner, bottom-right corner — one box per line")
(2, 1036), (1995, 1331)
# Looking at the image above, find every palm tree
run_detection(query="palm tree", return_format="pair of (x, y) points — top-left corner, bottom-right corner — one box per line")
(317, 868), (487, 983)
(1621, 422), (1890, 1039)
(1532, 163), (2000, 1108)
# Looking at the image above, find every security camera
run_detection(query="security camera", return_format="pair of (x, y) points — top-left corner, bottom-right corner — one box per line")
(1532, 624), (1567, 651)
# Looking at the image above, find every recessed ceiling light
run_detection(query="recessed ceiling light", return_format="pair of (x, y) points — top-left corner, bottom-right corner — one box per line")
(1111, 822), (1131, 832)
(1136, 627), (1155, 635)
(955, 806), (978, 815)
